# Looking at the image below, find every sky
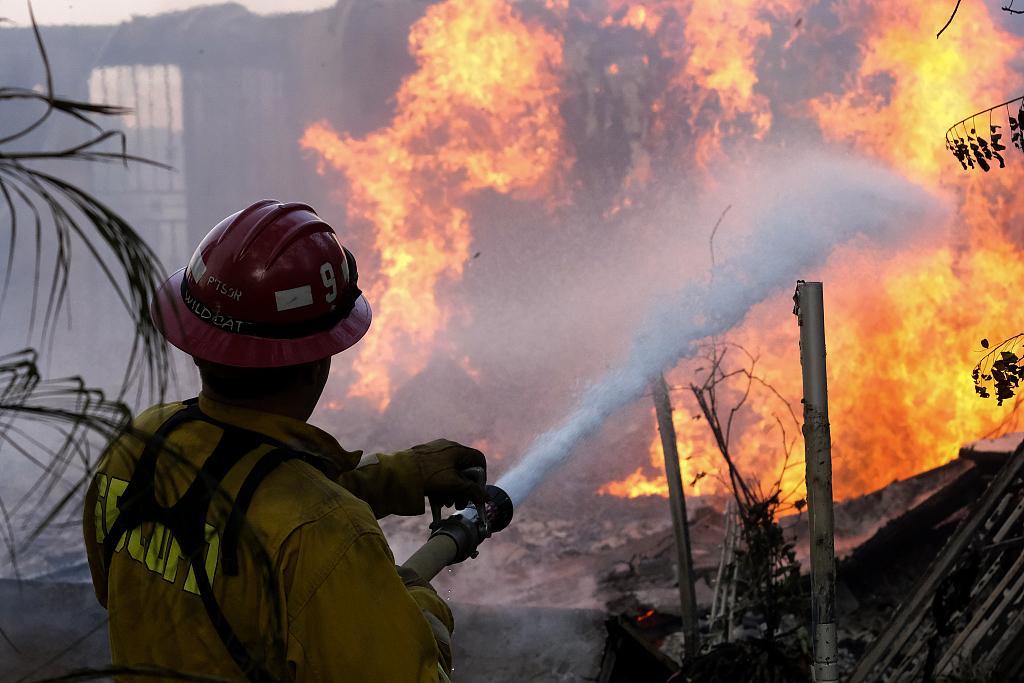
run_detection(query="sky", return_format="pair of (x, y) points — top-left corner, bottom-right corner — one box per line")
(1, 0), (333, 26)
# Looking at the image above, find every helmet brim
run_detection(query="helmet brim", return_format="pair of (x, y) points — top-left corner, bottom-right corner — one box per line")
(151, 267), (372, 368)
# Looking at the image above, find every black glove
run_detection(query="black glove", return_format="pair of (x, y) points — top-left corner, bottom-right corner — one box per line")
(409, 439), (488, 509)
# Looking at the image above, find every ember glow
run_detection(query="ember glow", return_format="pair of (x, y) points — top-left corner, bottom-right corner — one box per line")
(303, 1), (1024, 502)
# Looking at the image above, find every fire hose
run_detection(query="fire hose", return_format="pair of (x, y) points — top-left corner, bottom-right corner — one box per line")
(401, 467), (514, 581)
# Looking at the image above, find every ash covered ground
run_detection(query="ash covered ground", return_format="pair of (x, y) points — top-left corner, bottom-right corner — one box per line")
(380, 456), (973, 614)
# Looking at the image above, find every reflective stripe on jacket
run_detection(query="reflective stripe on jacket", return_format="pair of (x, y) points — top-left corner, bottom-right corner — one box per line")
(83, 394), (454, 682)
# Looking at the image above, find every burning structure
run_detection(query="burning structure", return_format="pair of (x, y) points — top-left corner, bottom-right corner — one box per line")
(3, 0), (1024, 681)
(3, 0), (1022, 500)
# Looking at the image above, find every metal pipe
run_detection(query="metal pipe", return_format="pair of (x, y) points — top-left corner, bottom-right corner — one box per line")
(652, 372), (700, 652)
(793, 281), (838, 682)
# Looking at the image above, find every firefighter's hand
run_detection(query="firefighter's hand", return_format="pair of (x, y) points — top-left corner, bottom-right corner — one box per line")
(409, 439), (488, 509)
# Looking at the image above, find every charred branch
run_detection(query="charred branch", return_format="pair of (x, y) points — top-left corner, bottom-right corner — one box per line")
(685, 341), (805, 653)
(972, 334), (1024, 404)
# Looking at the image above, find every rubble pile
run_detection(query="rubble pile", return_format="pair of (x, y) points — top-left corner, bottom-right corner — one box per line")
(594, 435), (1024, 681)
(849, 436), (1024, 681)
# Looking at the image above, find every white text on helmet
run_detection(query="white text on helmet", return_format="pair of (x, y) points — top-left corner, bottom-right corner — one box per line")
(182, 286), (247, 333)
(206, 275), (243, 301)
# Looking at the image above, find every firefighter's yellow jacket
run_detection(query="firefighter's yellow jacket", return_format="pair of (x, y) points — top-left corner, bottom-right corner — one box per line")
(83, 394), (454, 682)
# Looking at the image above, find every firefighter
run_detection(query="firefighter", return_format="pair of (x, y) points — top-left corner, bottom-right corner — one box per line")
(83, 199), (486, 682)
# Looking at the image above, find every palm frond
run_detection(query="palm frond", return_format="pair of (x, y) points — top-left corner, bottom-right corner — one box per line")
(0, 350), (131, 577)
(0, 7), (172, 400)
(0, 11), (291, 680)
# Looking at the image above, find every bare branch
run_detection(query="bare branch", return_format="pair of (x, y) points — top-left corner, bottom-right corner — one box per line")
(690, 381), (755, 508)
(708, 204), (731, 273)
(936, 0), (964, 39)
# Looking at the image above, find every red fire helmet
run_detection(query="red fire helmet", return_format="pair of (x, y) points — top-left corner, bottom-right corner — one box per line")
(151, 200), (372, 368)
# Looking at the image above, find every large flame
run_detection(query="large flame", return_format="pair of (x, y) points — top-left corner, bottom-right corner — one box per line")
(301, 0), (1024, 502)
(301, 0), (566, 409)
(604, 234), (1024, 502)
(603, 0), (803, 166)
(600, 1), (1024, 501)
(678, 0), (802, 166)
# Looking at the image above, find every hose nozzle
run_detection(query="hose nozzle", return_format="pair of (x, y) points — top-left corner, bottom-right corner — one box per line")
(480, 484), (513, 534)
(430, 484), (514, 563)
(402, 484), (514, 580)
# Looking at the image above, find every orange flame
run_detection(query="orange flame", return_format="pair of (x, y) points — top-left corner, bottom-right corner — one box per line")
(598, 400), (718, 499)
(300, 0), (1024, 502)
(600, 1), (1024, 501)
(603, 1), (803, 165)
(809, 3), (1022, 184)
(301, 0), (566, 409)
(678, 0), (803, 165)
(604, 232), (1024, 501)
(602, 251), (1024, 502)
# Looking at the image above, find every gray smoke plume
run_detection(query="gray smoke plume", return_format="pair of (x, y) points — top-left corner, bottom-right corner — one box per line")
(497, 151), (949, 505)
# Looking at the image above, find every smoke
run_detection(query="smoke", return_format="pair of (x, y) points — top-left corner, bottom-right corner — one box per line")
(497, 150), (949, 505)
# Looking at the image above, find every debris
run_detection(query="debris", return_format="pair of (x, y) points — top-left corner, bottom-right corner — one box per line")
(599, 614), (679, 682)
(850, 440), (1024, 681)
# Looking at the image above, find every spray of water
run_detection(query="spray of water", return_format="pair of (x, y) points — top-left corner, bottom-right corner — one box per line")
(496, 152), (949, 505)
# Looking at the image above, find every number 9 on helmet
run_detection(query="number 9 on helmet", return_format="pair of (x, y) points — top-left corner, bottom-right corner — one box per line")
(150, 199), (372, 368)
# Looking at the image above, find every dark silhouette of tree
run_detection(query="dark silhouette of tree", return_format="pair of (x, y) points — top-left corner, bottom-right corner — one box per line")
(938, 0), (1024, 39)
(973, 335), (1024, 404)
(937, 0), (965, 38)
(932, 4), (1024, 404)
(659, 341), (809, 681)
(944, 99), (1019, 173)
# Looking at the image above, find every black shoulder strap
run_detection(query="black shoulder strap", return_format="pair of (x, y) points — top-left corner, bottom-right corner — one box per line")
(102, 401), (203, 570)
(186, 446), (328, 682)
(102, 398), (330, 683)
